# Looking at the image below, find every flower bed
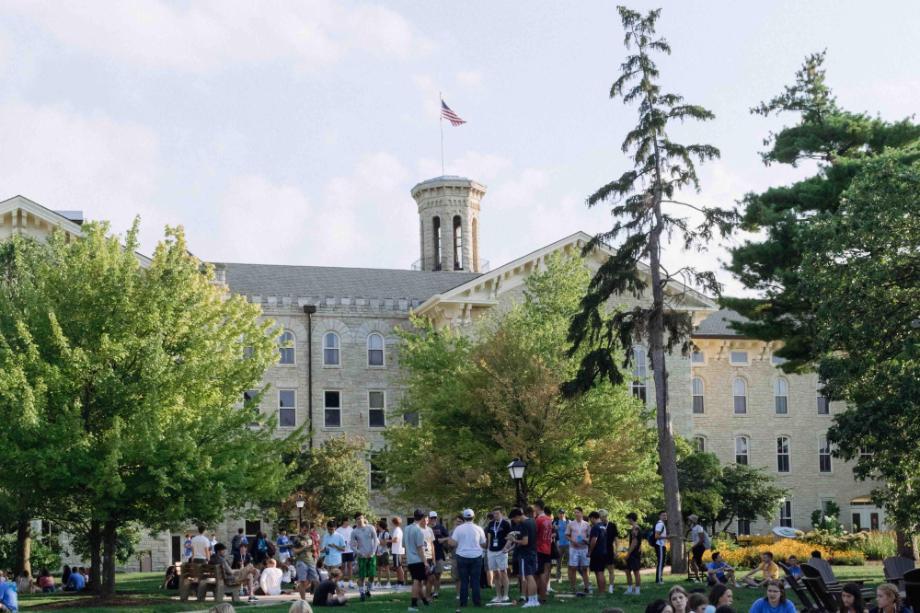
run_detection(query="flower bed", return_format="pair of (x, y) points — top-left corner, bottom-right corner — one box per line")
(717, 541), (865, 568)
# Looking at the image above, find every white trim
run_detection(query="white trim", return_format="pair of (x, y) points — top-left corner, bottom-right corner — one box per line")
(278, 329), (296, 366)
(278, 388), (297, 428)
(0, 195), (83, 236)
(368, 390), (386, 429)
(776, 435), (791, 473)
(323, 389), (342, 429)
(367, 332), (385, 368)
(322, 331), (341, 367)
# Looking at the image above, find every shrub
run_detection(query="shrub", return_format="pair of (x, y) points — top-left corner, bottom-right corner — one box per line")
(612, 543), (662, 570)
(718, 541), (864, 569)
(737, 535), (775, 546)
(856, 531), (897, 560)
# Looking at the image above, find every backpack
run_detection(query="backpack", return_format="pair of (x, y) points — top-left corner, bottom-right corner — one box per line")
(646, 528), (658, 547)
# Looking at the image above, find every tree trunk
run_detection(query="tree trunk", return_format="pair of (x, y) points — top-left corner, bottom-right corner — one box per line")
(15, 519), (32, 577)
(101, 520), (118, 598)
(88, 520), (103, 594)
(648, 190), (686, 574)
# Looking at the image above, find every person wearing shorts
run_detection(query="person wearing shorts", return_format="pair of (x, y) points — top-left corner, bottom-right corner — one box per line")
(624, 513), (642, 595)
(588, 511), (608, 594)
(293, 525), (320, 600)
(486, 507), (512, 604)
(375, 519), (391, 588)
(553, 509), (569, 581)
(404, 509), (431, 611)
(349, 512), (379, 601)
(390, 517), (405, 588)
(336, 518), (355, 587)
(509, 507), (539, 608)
(565, 507), (591, 595)
(533, 500), (554, 600)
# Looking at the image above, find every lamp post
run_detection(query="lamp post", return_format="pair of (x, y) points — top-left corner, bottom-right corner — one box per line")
(295, 496), (305, 532)
(507, 458), (527, 509)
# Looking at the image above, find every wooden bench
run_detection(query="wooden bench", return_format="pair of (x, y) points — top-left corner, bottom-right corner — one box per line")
(178, 562), (241, 603)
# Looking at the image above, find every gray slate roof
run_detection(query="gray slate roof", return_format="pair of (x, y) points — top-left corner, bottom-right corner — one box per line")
(216, 262), (482, 302)
(694, 308), (749, 337)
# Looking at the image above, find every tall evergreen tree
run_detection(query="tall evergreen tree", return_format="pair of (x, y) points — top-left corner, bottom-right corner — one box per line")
(566, 6), (730, 572)
(722, 51), (920, 372)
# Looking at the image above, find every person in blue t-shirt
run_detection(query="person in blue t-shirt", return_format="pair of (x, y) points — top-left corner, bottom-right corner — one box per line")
(321, 521), (347, 570)
(706, 551), (735, 586)
(749, 580), (796, 613)
(553, 509), (569, 581)
(64, 570), (85, 592)
(277, 529), (293, 562)
(0, 572), (19, 613)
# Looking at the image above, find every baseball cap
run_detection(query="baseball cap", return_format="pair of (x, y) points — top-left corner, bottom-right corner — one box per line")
(429, 511), (438, 518)
(558, 509), (566, 514)
(462, 508), (475, 519)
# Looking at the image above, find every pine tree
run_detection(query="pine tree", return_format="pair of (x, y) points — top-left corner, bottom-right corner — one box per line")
(566, 6), (732, 573)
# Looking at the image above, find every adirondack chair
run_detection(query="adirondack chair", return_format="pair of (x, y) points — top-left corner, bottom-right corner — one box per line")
(903, 568), (920, 613)
(779, 562), (821, 613)
(801, 563), (842, 613)
(807, 557), (875, 597)
(883, 556), (915, 592)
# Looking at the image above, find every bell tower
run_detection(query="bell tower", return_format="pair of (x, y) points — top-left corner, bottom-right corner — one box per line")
(411, 176), (485, 273)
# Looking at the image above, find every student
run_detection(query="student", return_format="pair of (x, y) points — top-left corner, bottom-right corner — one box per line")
(565, 507), (591, 595)
(447, 508), (486, 608)
(705, 584), (734, 613)
(336, 518), (355, 588)
(190, 526), (212, 563)
(64, 568), (85, 592)
(259, 559), (284, 596)
(706, 552), (736, 586)
(868, 583), (912, 613)
(313, 568), (348, 607)
(375, 519), (392, 589)
(588, 511), (608, 595)
(689, 593), (709, 613)
(839, 583), (865, 613)
(277, 529), (293, 563)
(427, 512), (449, 599)
(390, 517), (406, 588)
(669, 585), (690, 613)
(688, 515), (710, 578)
(509, 507), (540, 608)
(785, 556), (803, 579)
(654, 511), (668, 585)
(533, 500), (554, 601)
(741, 552), (779, 588)
(293, 524), (320, 600)
(624, 512), (643, 595)
(161, 565), (179, 590)
(321, 521), (347, 577)
(404, 509), (431, 612)
(36, 569), (55, 594)
(349, 512), (379, 601)
(486, 507), (512, 604)
(553, 509), (569, 582)
(749, 580), (795, 613)
(601, 510), (619, 594)
(646, 599), (675, 613)
(0, 572), (19, 613)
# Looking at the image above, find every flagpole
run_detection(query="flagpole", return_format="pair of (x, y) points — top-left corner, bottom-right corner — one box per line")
(439, 92), (445, 175)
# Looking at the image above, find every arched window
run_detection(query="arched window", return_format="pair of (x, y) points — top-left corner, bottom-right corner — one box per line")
(733, 377), (747, 414)
(453, 215), (463, 270)
(774, 378), (789, 415)
(777, 436), (790, 472)
(819, 435), (832, 472)
(323, 332), (340, 366)
(692, 377), (705, 414)
(432, 216), (442, 271)
(278, 330), (295, 365)
(367, 333), (384, 367)
(630, 346), (647, 402)
(735, 436), (749, 465)
(693, 436), (706, 453)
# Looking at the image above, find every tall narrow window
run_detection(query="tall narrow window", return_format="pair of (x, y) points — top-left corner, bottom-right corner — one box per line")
(735, 436), (749, 465)
(279, 389), (296, 428)
(817, 381), (830, 415)
(432, 216), (442, 271)
(733, 377), (747, 414)
(323, 332), (340, 366)
(692, 377), (705, 414)
(737, 518), (751, 536)
(819, 435), (832, 472)
(631, 346), (647, 402)
(693, 436), (706, 453)
(779, 499), (793, 528)
(279, 330), (295, 365)
(368, 391), (386, 428)
(370, 453), (386, 490)
(774, 378), (789, 415)
(324, 391), (341, 428)
(453, 215), (463, 270)
(777, 436), (790, 473)
(367, 333), (384, 366)
(243, 389), (260, 406)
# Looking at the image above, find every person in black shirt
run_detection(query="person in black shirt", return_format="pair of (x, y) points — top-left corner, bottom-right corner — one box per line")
(313, 568), (348, 606)
(601, 510), (619, 594)
(509, 507), (539, 607)
(588, 511), (608, 594)
(486, 507), (512, 604)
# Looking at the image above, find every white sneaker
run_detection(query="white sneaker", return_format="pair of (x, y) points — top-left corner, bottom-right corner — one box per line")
(547, 587), (555, 594)
(501, 596), (511, 603)
(608, 585), (614, 594)
(489, 596), (501, 604)
(349, 581), (356, 589)
(522, 602), (541, 608)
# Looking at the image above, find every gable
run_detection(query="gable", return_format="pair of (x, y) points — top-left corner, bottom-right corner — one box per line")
(0, 195), (84, 241)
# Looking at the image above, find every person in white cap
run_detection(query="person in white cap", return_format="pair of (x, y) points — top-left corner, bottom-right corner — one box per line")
(448, 509), (486, 608)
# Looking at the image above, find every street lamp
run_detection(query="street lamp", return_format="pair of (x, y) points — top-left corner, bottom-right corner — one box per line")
(295, 496), (305, 531)
(507, 458), (527, 509)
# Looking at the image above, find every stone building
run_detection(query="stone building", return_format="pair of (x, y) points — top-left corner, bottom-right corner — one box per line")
(0, 179), (886, 570)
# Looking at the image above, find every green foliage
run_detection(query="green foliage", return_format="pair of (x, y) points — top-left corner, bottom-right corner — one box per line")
(716, 463), (786, 533)
(800, 150), (920, 532)
(69, 524), (141, 566)
(676, 451), (723, 528)
(855, 531), (897, 561)
(0, 223), (305, 590)
(286, 436), (371, 522)
(0, 533), (62, 573)
(723, 51), (920, 373)
(382, 254), (659, 513)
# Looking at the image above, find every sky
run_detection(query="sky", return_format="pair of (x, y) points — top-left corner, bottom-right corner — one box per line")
(1, 0), (918, 297)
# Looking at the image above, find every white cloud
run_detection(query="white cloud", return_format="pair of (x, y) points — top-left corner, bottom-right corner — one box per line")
(456, 70), (483, 89)
(0, 101), (162, 247)
(6, 0), (427, 73)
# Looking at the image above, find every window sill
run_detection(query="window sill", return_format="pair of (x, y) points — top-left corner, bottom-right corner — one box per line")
(276, 363), (297, 368)
(774, 414), (791, 418)
(366, 365), (386, 370)
(322, 364), (342, 369)
(732, 413), (750, 417)
(322, 426), (344, 431)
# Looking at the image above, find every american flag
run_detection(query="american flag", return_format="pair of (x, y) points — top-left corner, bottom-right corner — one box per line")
(441, 100), (466, 126)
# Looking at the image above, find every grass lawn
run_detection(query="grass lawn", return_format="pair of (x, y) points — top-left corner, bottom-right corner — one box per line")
(17, 565), (886, 613)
